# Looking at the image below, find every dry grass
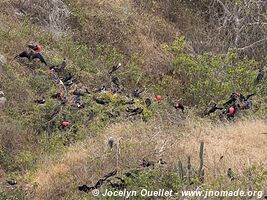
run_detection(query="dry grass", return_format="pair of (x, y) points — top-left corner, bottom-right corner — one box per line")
(28, 116), (267, 199)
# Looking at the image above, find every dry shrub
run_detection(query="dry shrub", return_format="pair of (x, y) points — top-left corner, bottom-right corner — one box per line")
(15, 0), (70, 36)
(70, 0), (176, 73)
(0, 116), (36, 171)
(29, 115), (267, 199)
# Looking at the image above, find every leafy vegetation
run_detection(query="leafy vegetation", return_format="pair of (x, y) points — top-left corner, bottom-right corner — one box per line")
(0, 0), (266, 199)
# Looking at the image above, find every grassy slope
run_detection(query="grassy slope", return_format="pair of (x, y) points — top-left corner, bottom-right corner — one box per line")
(0, 0), (266, 199)
(30, 117), (267, 199)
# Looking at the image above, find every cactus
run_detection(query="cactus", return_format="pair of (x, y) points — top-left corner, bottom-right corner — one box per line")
(178, 142), (205, 184)
(178, 160), (183, 180)
(186, 156), (191, 185)
(198, 141), (204, 182)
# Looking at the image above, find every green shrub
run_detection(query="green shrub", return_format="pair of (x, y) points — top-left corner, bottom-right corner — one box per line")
(163, 36), (258, 106)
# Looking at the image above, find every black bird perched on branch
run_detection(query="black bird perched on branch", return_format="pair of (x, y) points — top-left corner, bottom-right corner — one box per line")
(204, 103), (223, 115)
(50, 58), (66, 73)
(109, 63), (121, 74)
(34, 97), (46, 104)
(93, 96), (109, 105)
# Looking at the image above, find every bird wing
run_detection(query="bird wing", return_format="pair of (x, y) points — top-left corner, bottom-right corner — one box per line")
(16, 51), (30, 59)
(246, 93), (255, 100)
(31, 53), (47, 65)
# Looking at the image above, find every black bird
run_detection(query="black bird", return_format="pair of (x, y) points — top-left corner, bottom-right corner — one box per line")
(140, 159), (155, 168)
(109, 63), (121, 74)
(6, 179), (17, 186)
(227, 168), (234, 181)
(145, 97), (151, 108)
(175, 102), (185, 113)
(74, 95), (81, 104)
(93, 96), (109, 105)
(204, 103), (223, 115)
(15, 51), (31, 60)
(123, 99), (135, 105)
(108, 137), (114, 148)
(15, 51), (47, 65)
(76, 103), (85, 109)
(63, 73), (72, 83)
(158, 158), (167, 165)
(124, 171), (137, 179)
(34, 97), (46, 104)
(223, 93), (239, 106)
(107, 177), (126, 189)
(94, 85), (107, 93)
(50, 58), (66, 73)
(255, 68), (266, 83)
(78, 185), (93, 192)
(63, 73), (73, 86)
(64, 80), (73, 86)
(78, 169), (117, 192)
(126, 107), (143, 116)
(111, 76), (120, 87)
(132, 88), (144, 98)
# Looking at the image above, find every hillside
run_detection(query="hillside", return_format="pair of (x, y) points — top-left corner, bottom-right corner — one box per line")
(0, 0), (267, 199)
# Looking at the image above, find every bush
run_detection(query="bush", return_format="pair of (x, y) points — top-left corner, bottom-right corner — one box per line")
(163, 36), (258, 106)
